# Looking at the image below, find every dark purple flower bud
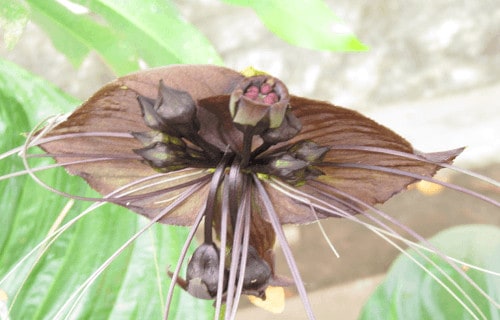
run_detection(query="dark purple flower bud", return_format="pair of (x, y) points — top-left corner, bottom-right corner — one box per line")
(252, 140), (329, 184)
(289, 140), (330, 163)
(137, 80), (200, 137)
(241, 246), (272, 298)
(265, 153), (310, 184)
(229, 75), (290, 133)
(155, 80), (198, 128)
(185, 243), (227, 299)
(132, 131), (186, 148)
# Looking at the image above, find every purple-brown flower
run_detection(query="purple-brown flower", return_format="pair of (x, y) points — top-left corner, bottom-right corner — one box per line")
(37, 65), (464, 319)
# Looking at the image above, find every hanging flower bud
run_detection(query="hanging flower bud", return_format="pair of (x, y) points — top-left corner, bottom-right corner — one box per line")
(185, 243), (227, 300)
(241, 245), (272, 298)
(229, 75), (290, 134)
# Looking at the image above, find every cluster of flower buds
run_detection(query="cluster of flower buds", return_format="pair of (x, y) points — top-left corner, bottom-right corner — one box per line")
(229, 75), (301, 145)
(134, 81), (218, 171)
(134, 73), (308, 176)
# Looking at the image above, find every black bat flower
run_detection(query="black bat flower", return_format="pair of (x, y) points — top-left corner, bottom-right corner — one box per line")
(29, 65), (496, 319)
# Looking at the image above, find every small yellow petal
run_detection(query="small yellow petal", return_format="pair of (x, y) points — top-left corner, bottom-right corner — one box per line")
(416, 179), (446, 196)
(240, 66), (269, 77)
(248, 286), (285, 314)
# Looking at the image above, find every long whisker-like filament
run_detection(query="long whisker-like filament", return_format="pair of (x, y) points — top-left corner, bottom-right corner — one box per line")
(253, 175), (316, 320)
(164, 157), (229, 319)
(359, 221), (486, 320)
(148, 226), (166, 312)
(4, 65), (497, 320)
(228, 191), (251, 320)
(224, 176), (249, 319)
(2, 145), (212, 317)
(328, 145), (499, 187)
(312, 157), (499, 310)
(268, 177), (498, 318)
(5, 199), (75, 314)
(270, 175), (499, 278)
(163, 207), (206, 320)
(319, 162), (499, 206)
(0, 201), (103, 287)
(214, 181), (229, 320)
(55, 181), (208, 320)
(309, 204), (340, 258)
(373, 227), (500, 276)
(19, 135), (210, 203)
(309, 182), (492, 318)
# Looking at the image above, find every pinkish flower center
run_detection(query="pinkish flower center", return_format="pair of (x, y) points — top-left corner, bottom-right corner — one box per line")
(243, 83), (279, 105)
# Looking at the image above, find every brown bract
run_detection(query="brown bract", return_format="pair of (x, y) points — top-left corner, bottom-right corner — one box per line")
(39, 65), (462, 228)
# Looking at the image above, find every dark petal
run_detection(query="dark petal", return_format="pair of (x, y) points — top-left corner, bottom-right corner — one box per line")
(232, 95), (272, 128)
(260, 96), (463, 224)
(247, 184), (282, 279)
(137, 95), (165, 130)
(197, 95), (246, 153)
(261, 109), (302, 144)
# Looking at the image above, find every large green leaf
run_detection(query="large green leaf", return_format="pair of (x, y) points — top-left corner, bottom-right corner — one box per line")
(25, 0), (140, 74)
(0, 59), (213, 319)
(359, 225), (500, 320)
(72, 0), (224, 67)
(224, 0), (368, 51)
(23, 0), (222, 75)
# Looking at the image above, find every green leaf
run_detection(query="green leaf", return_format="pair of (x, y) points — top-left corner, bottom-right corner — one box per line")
(0, 59), (213, 319)
(25, 0), (140, 74)
(359, 225), (500, 320)
(224, 0), (368, 51)
(23, 0), (222, 75)
(74, 0), (223, 67)
(0, 0), (29, 49)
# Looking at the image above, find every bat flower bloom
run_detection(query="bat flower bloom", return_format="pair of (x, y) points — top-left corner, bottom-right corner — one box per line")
(37, 65), (464, 319)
